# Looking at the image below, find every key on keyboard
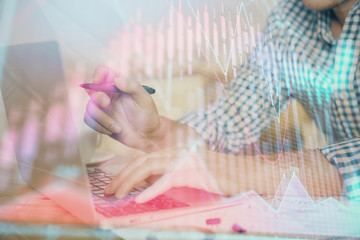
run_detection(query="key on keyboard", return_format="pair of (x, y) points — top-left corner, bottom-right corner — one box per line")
(88, 168), (189, 217)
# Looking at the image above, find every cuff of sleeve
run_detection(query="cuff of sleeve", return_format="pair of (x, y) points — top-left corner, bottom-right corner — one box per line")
(178, 111), (211, 142)
(179, 111), (228, 152)
(318, 138), (360, 200)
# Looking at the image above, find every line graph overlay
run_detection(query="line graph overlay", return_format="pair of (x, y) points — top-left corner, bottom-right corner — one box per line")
(121, 173), (360, 236)
(208, 55), (291, 164)
(230, 173), (359, 236)
(162, 0), (293, 163)
(185, 0), (282, 119)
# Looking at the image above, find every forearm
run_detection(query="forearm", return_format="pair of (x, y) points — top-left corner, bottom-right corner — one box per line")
(147, 118), (343, 197)
(205, 149), (343, 198)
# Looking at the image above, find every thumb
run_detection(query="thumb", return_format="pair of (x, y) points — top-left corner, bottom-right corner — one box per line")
(135, 174), (172, 204)
(113, 76), (152, 107)
(113, 74), (140, 94)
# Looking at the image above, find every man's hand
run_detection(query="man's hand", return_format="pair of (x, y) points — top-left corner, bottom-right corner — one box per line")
(104, 147), (221, 203)
(102, 148), (344, 203)
(84, 65), (164, 152)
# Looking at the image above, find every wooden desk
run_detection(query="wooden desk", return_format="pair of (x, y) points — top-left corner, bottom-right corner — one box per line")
(0, 187), (245, 240)
(0, 185), (126, 239)
(0, 158), (264, 240)
(0, 156), (337, 239)
(0, 156), (126, 240)
(0, 158), (220, 240)
(0, 186), (83, 224)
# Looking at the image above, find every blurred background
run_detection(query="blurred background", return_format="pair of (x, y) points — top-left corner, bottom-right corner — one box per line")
(1, 0), (326, 192)
(4, 0), (302, 156)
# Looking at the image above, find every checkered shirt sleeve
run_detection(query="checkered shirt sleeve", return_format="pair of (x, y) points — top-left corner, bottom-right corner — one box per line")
(317, 1), (360, 199)
(319, 139), (360, 200)
(180, 71), (289, 153)
(180, 0), (360, 199)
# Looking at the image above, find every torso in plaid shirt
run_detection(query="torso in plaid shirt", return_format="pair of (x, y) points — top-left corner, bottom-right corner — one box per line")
(181, 0), (360, 199)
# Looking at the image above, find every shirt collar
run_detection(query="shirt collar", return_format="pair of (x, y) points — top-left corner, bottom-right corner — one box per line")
(317, 10), (336, 45)
(351, 0), (360, 12)
(316, 0), (360, 45)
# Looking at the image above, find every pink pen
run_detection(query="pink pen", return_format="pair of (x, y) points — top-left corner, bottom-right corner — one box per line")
(232, 223), (247, 233)
(80, 83), (155, 94)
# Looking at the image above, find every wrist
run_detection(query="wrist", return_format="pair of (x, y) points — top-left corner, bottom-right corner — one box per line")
(145, 116), (207, 153)
(143, 116), (173, 152)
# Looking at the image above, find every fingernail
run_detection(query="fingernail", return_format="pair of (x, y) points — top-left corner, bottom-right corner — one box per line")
(110, 124), (121, 133)
(135, 194), (145, 203)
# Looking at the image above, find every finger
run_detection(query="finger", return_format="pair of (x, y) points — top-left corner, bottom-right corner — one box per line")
(113, 76), (153, 107)
(104, 155), (148, 194)
(93, 65), (119, 84)
(104, 150), (178, 194)
(84, 81), (113, 103)
(84, 112), (113, 135)
(113, 158), (167, 198)
(84, 66), (119, 96)
(184, 168), (220, 194)
(145, 175), (161, 185)
(135, 174), (173, 203)
(88, 92), (110, 108)
(86, 100), (122, 134)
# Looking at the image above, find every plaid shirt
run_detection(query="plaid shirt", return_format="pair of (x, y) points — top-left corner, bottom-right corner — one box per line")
(181, 0), (360, 199)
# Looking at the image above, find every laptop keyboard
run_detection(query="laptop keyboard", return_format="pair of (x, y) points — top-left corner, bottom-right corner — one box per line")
(88, 168), (189, 217)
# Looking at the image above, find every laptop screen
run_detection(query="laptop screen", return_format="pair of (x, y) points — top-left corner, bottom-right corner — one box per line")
(0, 41), (97, 224)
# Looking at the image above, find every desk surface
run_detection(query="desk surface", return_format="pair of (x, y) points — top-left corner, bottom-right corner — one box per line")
(1, 156), (357, 240)
(0, 186), (263, 240)
(0, 157), (238, 240)
(0, 154), (122, 240)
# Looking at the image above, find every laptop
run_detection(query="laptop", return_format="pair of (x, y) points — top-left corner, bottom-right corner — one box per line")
(0, 41), (246, 229)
